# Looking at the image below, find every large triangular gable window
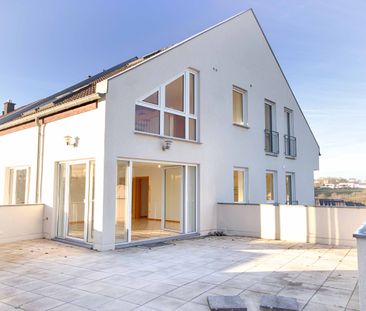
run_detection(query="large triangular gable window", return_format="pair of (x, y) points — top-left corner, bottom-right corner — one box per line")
(135, 70), (198, 141)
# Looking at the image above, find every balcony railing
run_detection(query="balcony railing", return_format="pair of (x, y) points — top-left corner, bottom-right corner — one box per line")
(264, 129), (279, 154)
(284, 135), (297, 157)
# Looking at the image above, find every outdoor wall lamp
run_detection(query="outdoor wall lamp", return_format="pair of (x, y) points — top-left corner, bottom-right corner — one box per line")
(64, 135), (79, 147)
(162, 139), (172, 151)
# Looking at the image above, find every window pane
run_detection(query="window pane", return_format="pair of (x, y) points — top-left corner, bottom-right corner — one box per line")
(57, 164), (66, 237)
(8, 169), (14, 204)
(189, 73), (195, 114)
(265, 104), (272, 130)
(189, 118), (196, 141)
(164, 112), (185, 138)
(166, 76), (184, 111)
(143, 91), (159, 105)
(135, 105), (160, 134)
(233, 90), (243, 124)
(286, 174), (293, 204)
(15, 169), (27, 204)
(266, 173), (274, 201)
(68, 164), (86, 239)
(116, 161), (129, 243)
(233, 170), (245, 202)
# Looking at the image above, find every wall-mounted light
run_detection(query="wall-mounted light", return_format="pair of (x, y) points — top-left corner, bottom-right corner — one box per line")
(162, 139), (172, 151)
(64, 135), (79, 147)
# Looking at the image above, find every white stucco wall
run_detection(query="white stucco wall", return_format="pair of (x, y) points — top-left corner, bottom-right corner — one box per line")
(218, 204), (366, 247)
(0, 127), (38, 205)
(104, 10), (319, 235)
(355, 237), (366, 310)
(40, 103), (107, 244)
(0, 204), (44, 243)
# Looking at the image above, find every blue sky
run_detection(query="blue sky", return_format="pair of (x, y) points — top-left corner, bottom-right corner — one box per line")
(0, 0), (365, 179)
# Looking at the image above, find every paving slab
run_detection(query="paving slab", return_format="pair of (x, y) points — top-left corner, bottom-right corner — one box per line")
(260, 295), (299, 311)
(207, 295), (247, 311)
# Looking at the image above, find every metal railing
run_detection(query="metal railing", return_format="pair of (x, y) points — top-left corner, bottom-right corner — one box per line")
(284, 135), (297, 157)
(286, 200), (299, 205)
(264, 129), (279, 154)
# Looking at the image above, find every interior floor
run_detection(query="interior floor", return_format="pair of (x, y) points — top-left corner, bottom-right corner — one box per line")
(132, 218), (180, 241)
(67, 222), (85, 239)
(67, 219), (181, 242)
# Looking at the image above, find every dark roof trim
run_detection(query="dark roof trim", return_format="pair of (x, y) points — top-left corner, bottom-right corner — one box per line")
(0, 56), (138, 125)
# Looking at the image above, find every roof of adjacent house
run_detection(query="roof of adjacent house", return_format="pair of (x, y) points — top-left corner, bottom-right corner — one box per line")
(0, 48), (165, 126)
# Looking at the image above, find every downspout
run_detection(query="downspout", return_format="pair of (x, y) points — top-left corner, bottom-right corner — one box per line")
(35, 117), (45, 203)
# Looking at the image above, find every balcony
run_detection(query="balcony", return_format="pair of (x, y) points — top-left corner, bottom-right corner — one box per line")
(264, 129), (279, 154)
(284, 135), (297, 157)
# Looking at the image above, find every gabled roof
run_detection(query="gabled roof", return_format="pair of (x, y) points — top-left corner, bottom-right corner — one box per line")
(0, 9), (319, 151)
(0, 49), (166, 126)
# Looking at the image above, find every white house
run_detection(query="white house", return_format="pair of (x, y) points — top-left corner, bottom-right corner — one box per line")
(0, 9), (319, 250)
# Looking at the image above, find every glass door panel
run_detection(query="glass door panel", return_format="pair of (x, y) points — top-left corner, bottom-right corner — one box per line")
(116, 160), (130, 243)
(286, 174), (292, 204)
(67, 164), (86, 239)
(164, 166), (183, 232)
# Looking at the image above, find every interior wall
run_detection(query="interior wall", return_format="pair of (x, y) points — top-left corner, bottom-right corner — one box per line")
(133, 165), (163, 220)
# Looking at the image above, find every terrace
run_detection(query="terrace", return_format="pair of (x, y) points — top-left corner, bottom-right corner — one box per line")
(0, 237), (359, 311)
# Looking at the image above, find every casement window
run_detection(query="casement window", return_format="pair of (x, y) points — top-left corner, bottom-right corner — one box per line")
(285, 172), (296, 204)
(135, 70), (198, 141)
(232, 86), (248, 126)
(264, 100), (279, 154)
(265, 170), (277, 203)
(233, 168), (248, 203)
(5, 167), (30, 204)
(284, 108), (297, 157)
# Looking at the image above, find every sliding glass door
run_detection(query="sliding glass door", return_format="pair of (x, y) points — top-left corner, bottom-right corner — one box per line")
(57, 160), (95, 242)
(116, 160), (130, 243)
(164, 166), (183, 232)
(68, 163), (86, 239)
(114, 160), (198, 245)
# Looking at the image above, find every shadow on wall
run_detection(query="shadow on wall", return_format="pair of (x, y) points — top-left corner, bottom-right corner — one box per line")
(217, 203), (366, 247)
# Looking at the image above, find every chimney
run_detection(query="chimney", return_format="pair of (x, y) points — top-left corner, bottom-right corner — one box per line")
(2, 100), (16, 115)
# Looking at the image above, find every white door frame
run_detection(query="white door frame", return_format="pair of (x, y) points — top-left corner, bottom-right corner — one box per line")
(115, 158), (198, 245)
(57, 160), (93, 243)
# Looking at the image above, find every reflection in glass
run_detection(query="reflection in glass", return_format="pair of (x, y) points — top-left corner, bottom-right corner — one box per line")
(166, 76), (184, 111)
(116, 161), (129, 243)
(164, 112), (185, 138)
(68, 164), (86, 239)
(135, 105), (160, 134)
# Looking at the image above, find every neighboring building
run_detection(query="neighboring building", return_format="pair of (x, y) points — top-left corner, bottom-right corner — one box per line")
(320, 184), (336, 189)
(0, 9), (319, 250)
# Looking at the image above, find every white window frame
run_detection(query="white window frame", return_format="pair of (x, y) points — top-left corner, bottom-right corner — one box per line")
(135, 69), (198, 141)
(232, 86), (249, 127)
(265, 170), (277, 203)
(5, 166), (30, 205)
(233, 167), (249, 203)
(285, 172), (296, 204)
